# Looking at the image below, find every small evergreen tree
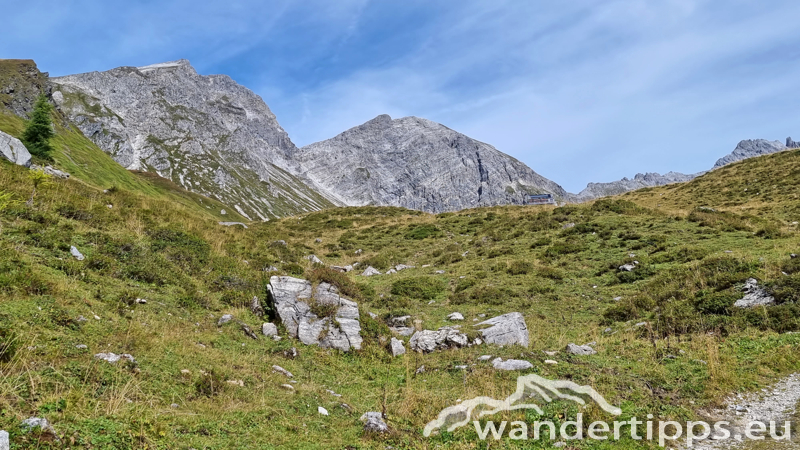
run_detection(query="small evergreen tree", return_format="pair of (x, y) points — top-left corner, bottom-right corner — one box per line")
(22, 94), (55, 158)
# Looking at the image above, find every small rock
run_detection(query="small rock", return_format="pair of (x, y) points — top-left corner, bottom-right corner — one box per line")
(220, 209), (227, 215)
(250, 296), (264, 317)
(388, 315), (410, 327)
(180, 369), (191, 375)
(226, 379), (244, 387)
(240, 323), (259, 340)
(613, 297), (622, 301)
(395, 264), (414, 271)
(22, 417), (55, 433)
(390, 337), (406, 357)
(315, 238), (322, 243)
(76, 315), (88, 322)
(562, 222), (575, 229)
(634, 322), (648, 327)
(492, 358), (533, 371)
(217, 314), (234, 326)
(385, 268), (397, 274)
(305, 254), (323, 265)
(618, 263), (636, 272)
(434, 270), (445, 274)
(134, 298), (147, 304)
(447, 312), (464, 321)
(361, 266), (381, 276)
(478, 355), (493, 361)
(94, 352), (135, 364)
(261, 323), (278, 337)
(318, 406), (329, 416)
(543, 351), (558, 356)
(272, 335), (282, 341)
(544, 360), (558, 365)
(170, 403), (179, 408)
(603, 327), (613, 334)
(390, 326), (415, 337)
(733, 278), (776, 308)
(0, 430), (8, 450)
(354, 249), (363, 255)
(454, 365), (468, 370)
(281, 384), (295, 391)
(272, 365), (293, 378)
(415, 365), (426, 374)
(362, 413), (389, 433)
(565, 343), (597, 356)
(70, 246), (85, 261)
(791, 253), (797, 259)
(326, 389), (341, 397)
(75, 344), (88, 349)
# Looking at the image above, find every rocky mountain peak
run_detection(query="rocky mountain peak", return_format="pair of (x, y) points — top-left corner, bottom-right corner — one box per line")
(50, 60), (333, 220)
(296, 115), (568, 212)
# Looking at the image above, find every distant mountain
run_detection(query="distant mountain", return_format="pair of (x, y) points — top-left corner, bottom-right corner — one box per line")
(295, 114), (569, 213)
(50, 60), (335, 220)
(713, 138), (798, 168)
(576, 171), (700, 200)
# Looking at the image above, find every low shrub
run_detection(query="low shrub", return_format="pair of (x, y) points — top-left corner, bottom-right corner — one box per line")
(390, 277), (446, 300)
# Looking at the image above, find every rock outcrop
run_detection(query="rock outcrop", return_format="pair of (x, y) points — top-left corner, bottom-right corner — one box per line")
(267, 276), (362, 351)
(474, 312), (529, 347)
(0, 130), (31, 167)
(50, 60), (335, 220)
(0, 59), (50, 117)
(409, 326), (469, 353)
(296, 115), (569, 213)
(733, 278), (775, 308)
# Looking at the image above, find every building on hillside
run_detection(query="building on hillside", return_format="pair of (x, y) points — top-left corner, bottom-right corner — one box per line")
(524, 194), (556, 205)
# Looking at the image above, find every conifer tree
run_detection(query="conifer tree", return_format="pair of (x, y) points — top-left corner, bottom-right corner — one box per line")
(21, 94), (55, 158)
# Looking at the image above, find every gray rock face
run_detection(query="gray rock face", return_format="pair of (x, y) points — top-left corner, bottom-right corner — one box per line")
(733, 278), (776, 308)
(787, 137), (800, 149)
(714, 139), (788, 168)
(577, 171), (699, 200)
(296, 115), (569, 213)
(491, 357), (533, 371)
(94, 352), (136, 364)
(22, 417), (55, 433)
(361, 266), (381, 276)
(0, 429), (8, 450)
(0, 131), (31, 167)
(70, 246), (85, 261)
(50, 60), (334, 220)
(0, 59), (50, 118)
(267, 276), (362, 351)
(409, 327), (469, 353)
(475, 312), (529, 347)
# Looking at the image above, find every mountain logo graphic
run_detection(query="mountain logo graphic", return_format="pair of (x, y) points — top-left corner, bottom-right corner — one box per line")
(423, 374), (622, 437)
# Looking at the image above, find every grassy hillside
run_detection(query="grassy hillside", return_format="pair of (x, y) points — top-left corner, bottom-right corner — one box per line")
(0, 111), (245, 222)
(0, 147), (798, 448)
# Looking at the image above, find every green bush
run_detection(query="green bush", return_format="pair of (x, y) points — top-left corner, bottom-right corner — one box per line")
(507, 260), (533, 275)
(693, 290), (736, 315)
(390, 277), (446, 300)
(195, 369), (225, 397)
(405, 224), (441, 240)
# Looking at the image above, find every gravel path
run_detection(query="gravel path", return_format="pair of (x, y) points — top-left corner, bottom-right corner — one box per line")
(692, 373), (800, 449)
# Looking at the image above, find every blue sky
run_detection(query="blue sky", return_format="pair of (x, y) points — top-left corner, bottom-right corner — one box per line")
(3, 0), (800, 192)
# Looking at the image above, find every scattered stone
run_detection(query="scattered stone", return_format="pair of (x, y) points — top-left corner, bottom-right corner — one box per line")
(272, 365), (293, 378)
(0, 129), (31, 167)
(268, 276), (363, 351)
(354, 249), (363, 255)
(273, 240), (287, 246)
(415, 365), (426, 374)
(478, 355), (493, 361)
(492, 358), (533, 371)
(75, 344), (87, 349)
(390, 337), (406, 357)
(218, 221), (248, 228)
(331, 265), (354, 273)
(566, 343), (597, 356)
(421, 264), (431, 268)
(315, 238), (322, 243)
(250, 296), (264, 317)
(454, 365), (468, 370)
(447, 312), (464, 321)
(217, 314), (234, 326)
(240, 323), (259, 340)
(474, 312), (529, 347)
(134, 298), (147, 304)
(361, 266), (381, 276)
(170, 403), (179, 408)
(272, 335), (282, 341)
(634, 322), (648, 328)
(543, 351), (558, 356)
(70, 246), (85, 261)
(76, 315), (88, 322)
(305, 254), (323, 265)
(613, 296), (622, 301)
(385, 268), (397, 274)
(562, 222), (575, 229)
(31, 164), (69, 179)
(544, 360), (558, 365)
(220, 209), (227, 215)
(180, 369), (191, 375)
(390, 326), (414, 337)
(261, 322), (278, 337)
(388, 315), (410, 327)
(326, 389), (341, 397)
(733, 278), (776, 308)
(603, 327), (613, 334)
(281, 384), (295, 391)
(264, 265), (279, 272)
(94, 352), (135, 364)
(317, 406), (329, 416)
(284, 347), (298, 359)
(361, 412), (389, 433)
(0, 430), (8, 450)
(618, 263), (636, 272)
(434, 270), (445, 274)
(22, 417), (56, 434)
(409, 327), (469, 353)
(791, 253), (797, 259)
(226, 379), (244, 387)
